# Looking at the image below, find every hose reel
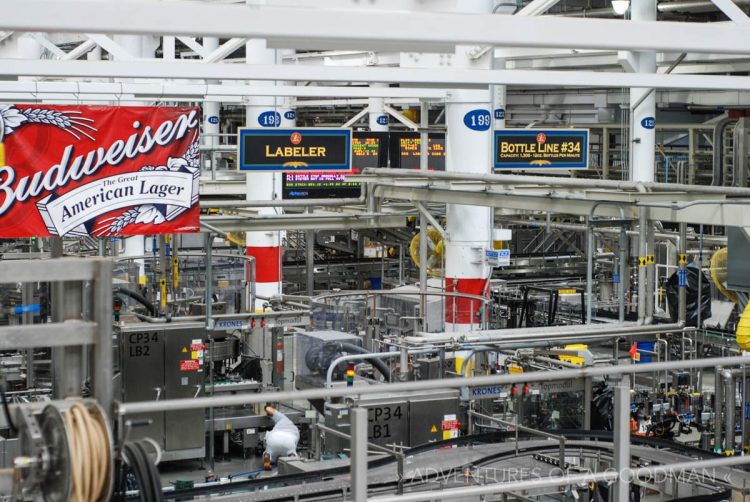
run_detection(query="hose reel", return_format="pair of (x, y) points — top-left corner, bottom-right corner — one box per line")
(12, 400), (113, 502)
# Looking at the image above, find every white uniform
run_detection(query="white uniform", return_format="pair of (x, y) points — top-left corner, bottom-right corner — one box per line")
(264, 411), (300, 462)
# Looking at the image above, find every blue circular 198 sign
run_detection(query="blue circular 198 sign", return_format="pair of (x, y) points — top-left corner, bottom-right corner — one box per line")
(376, 115), (388, 126)
(258, 111), (281, 127)
(641, 117), (655, 129)
(463, 109), (491, 131)
(284, 110), (296, 121)
(207, 115), (219, 125)
(494, 108), (506, 120)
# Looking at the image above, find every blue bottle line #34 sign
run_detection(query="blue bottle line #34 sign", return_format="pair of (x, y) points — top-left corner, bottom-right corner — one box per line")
(494, 129), (589, 169)
(238, 128), (352, 172)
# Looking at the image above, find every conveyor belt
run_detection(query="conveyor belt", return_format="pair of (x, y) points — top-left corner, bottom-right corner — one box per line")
(156, 430), (736, 501)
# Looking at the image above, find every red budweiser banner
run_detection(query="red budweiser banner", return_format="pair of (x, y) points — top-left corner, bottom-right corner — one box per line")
(0, 105), (201, 237)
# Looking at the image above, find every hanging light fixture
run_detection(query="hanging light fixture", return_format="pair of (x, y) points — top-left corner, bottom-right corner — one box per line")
(611, 0), (630, 15)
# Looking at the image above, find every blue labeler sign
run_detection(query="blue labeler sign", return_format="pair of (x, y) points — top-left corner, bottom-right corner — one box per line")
(641, 117), (655, 129)
(613, 274), (620, 284)
(463, 109), (491, 131)
(494, 108), (505, 120)
(284, 110), (296, 121)
(207, 115), (219, 124)
(376, 115), (388, 126)
(258, 111), (281, 128)
(238, 127), (352, 172)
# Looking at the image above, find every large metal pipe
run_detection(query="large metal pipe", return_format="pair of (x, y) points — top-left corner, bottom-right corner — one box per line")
(712, 116), (736, 186)
(501, 217), (728, 246)
(362, 168), (750, 196)
(404, 321), (686, 345)
(723, 369), (736, 453)
(659, 0), (750, 13)
(714, 366), (724, 452)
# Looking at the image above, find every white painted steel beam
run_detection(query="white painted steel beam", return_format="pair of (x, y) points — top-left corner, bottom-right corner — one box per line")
(710, 0), (750, 25)
(177, 36), (208, 58)
(2, 1), (750, 55)
(204, 37), (246, 63)
(62, 39), (96, 60)
(516, 0), (561, 16)
(86, 34), (134, 61)
(0, 81), (448, 102)
(7, 59), (750, 91)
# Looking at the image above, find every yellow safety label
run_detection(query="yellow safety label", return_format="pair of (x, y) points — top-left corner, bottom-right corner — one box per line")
(678, 253), (688, 265)
(430, 425), (437, 433)
(181, 347), (188, 353)
(508, 364), (524, 374)
(639, 256), (647, 267)
(558, 289), (577, 295)
(646, 255), (655, 265)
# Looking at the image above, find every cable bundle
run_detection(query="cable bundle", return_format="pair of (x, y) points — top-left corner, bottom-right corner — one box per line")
(63, 401), (111, 502)
(118, 440), (164, 502)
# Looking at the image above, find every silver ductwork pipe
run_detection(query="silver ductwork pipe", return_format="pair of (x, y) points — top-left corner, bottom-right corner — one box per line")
(659, 0), (750, 13)
(404, 322), (686, 345)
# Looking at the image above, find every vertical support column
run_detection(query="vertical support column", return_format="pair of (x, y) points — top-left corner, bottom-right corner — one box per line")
(368, 83), (389, 133)
(630, 0), (657, 328)
(629, 0), (657, 184)
(419, 100), (429, 324)
(444, 88), (492, 331)
(350, 407), (368, 502)
(444, 2), (493, 331)
(22, 281), (34, 389)
(51, 239), (84, 399)
(678, 223), (687, 325)
(92, 259), (113, 415)
(245, 34), (283, 311)
(612, 374), (631, 502)
(203, 37), (221, 171)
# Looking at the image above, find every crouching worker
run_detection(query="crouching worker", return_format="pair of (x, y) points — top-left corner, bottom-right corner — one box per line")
(263, 405), (300, 470)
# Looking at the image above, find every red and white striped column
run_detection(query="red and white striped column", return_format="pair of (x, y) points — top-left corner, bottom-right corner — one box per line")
(444, 87), (493, 332)
(245, 38), (285, 311)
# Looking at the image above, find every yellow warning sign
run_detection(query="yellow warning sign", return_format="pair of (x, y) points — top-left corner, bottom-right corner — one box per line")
(430, 425), (437, 433)
(678, 253), (688, 265)
(508, 364), (524, 374)
(558, 289), (577, 295)
(181, 347), (188, 353)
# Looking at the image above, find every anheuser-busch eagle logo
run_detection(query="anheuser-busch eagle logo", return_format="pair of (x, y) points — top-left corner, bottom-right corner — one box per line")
(0, 105), (201, 238)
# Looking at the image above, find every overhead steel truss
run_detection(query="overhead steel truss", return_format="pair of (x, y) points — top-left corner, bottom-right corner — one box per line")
(3, 1), (750, 55)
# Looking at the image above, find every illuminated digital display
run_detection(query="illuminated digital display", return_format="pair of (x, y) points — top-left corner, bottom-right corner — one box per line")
(389, 132), (445, 171)
(282, 132), (387, 199)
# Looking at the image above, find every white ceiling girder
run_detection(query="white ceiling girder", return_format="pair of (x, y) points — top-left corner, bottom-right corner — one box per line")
(177, 36), (208, 58)
(709, 0), (750, 25)
(516, 0), (561, 16)
(30, 33), (66, 57)
(86, 34), (134, 61)
(62, 39), (96, 61)
(7, 59), (750, 92)
(0, 81), (448, 103)
(3, 1), (750, 55)
(204, 38), (246, 64)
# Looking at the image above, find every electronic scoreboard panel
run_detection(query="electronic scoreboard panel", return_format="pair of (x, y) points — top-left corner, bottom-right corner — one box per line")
(389, 132), (446, 171)
(282, 132), (388, 200)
